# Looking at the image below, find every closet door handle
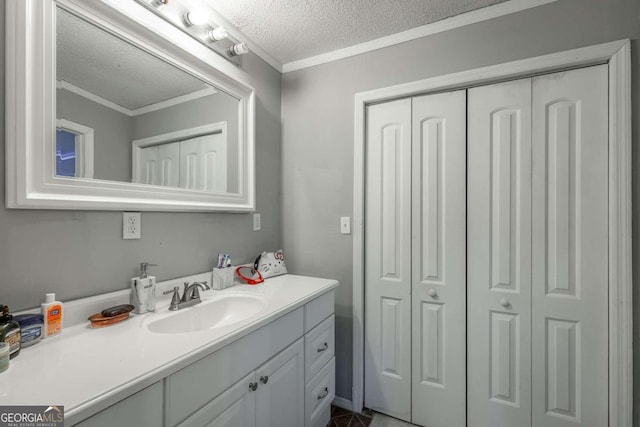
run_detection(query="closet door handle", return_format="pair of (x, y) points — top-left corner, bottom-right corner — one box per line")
(249, 382), (258, 391)
(499, 298), (510, 308)
(428, 288), (437, 298)
(260, 375), (269, 384)
(317, 342), (329, 353)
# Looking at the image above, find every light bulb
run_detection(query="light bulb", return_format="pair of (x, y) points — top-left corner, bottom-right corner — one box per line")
(229, 43), (249, 56)
(209, 27), (228, 42)
(184, 9), (209, 26)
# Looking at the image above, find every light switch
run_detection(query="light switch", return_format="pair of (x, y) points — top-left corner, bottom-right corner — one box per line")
(253, 213), (261, 231)
(340, 216), (351, 235)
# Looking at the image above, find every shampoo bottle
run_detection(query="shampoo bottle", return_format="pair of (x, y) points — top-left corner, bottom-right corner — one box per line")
(131, 262), (157, 314)
(41, 293), (63, 338)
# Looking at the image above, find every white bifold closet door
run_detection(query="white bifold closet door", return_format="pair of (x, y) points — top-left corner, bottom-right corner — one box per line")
(467, 77), (533, 427)
(365, 98), (412, 422)
(468, 64), (608, 427)
(530, 65), (608, 427)
(364, 91), (466, 426)
(410, 91), (466, 427)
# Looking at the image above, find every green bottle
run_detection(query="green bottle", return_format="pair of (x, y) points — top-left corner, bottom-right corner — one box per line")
(0, 305), (21, 359)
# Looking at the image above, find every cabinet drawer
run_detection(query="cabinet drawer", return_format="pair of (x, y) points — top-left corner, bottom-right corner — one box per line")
(304, 290), (334, 333)
(305, 357), (335, 427)
(304, 315), (335, 381)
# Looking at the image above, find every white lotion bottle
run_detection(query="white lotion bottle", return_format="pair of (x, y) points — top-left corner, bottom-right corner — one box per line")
(41, 293), (63, 338)
(131, 262), (157, 314)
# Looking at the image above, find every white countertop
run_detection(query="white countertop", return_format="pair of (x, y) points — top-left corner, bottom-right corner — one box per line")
(0, 274), (338, 424)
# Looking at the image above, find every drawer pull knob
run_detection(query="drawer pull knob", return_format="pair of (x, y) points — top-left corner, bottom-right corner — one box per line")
(260, 375), (269, 384)
(317, 387), (329, 400)
(249, 382), (258, 391)
(317, 342), (329, 353)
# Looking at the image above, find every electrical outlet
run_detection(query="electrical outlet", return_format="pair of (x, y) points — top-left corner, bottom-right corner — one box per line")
(123, 212), (141, 239)
(340, 216), (351, 235)
(253, 213), (261, 231)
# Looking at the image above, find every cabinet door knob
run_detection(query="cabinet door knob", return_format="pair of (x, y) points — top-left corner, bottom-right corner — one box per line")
(317, 387), (329, 400)
(317, 342), (329, 353)
(249, 382), (258, 391)
(499, 298), (510, 308)
(428, 288), (437, 298)
(260, 375), (269, 384)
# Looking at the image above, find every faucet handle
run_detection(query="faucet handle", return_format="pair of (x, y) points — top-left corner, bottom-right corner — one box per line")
(163, 286), (179, 296)
(193, 281), (210, 290)
(163, 286), (181, 311)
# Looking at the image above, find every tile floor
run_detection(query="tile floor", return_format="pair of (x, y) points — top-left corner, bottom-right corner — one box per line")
(328, 406), (373, 426)
(328, 406), (418, 427)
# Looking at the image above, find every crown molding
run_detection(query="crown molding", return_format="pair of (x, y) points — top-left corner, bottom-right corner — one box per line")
(282, 0), (558, 73)
(57, 81), (218, 117)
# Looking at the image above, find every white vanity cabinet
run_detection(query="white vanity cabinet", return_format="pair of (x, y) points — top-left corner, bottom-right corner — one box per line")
(0, 275), (338, 427)
(71, 288), (336, 427)
(169, 290), (335, 427)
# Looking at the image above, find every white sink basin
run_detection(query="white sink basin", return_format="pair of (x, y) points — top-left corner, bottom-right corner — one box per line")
(146, 294), (267, 334)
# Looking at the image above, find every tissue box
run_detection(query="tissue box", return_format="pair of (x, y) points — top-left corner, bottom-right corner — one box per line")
(212, 267), (235, 290)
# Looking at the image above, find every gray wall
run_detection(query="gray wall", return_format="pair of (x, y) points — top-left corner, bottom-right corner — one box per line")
(281, 0), (640, 409)
(58, 88), (133, 182)
(1, 2), (282, 312)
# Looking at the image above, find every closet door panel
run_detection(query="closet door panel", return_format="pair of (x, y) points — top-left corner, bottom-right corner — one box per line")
(364, 99), (412, 422)
(411, 90), (466, 427)
(531, 65), (608, 427)
(468, 78), (532, 427)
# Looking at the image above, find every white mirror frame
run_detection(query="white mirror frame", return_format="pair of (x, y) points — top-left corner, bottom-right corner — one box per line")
(6, 0), (256, 211)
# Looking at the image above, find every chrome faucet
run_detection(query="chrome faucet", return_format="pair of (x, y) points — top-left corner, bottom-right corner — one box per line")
(163, 281), (210, 311)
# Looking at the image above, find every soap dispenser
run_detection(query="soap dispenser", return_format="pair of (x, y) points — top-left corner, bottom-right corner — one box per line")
(131, 262), (157, 314)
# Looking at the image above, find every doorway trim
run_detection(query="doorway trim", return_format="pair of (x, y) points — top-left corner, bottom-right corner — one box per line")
(352, 39), (631, 426)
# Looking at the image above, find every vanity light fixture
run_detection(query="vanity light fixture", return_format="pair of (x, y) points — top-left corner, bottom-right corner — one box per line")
(208, 27), (229, 42)
(229, 43), (249, 56)
(184, 8), (209, 26)
(135, 0), (249, 62)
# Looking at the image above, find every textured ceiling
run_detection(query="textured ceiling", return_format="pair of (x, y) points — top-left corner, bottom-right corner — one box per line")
(204, 0), (509, 64)
(57, 8), (209, 110)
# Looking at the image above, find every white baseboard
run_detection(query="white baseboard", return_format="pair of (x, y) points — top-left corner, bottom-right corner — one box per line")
(332, 396), (353, 411)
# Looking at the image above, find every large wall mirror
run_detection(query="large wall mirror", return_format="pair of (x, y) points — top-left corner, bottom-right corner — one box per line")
(6, 0), (255, 211)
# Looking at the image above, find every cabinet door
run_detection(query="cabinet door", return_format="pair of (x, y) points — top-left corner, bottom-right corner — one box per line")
(255, 338), (305, 427)
(74, 382), (163, 427)
(177, 372), (257, 427)
(467, 77), (533, 427)
(364, 98), (412, 421)
(411, 90), (466, 427)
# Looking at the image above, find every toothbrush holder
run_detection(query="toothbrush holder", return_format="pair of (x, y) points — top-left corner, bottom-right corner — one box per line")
(212, 266), (235, 290)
